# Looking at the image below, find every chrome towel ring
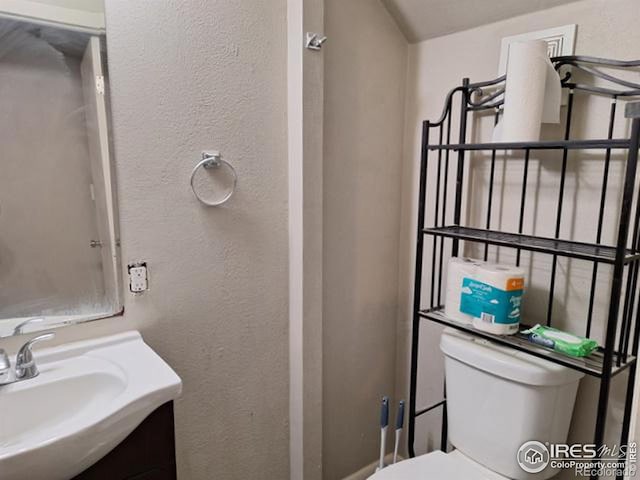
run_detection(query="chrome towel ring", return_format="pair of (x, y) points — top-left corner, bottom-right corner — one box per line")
(190, 151), (237, 206)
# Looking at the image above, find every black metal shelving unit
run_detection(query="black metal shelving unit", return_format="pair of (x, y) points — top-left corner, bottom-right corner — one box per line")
(408, 56), (640, 480)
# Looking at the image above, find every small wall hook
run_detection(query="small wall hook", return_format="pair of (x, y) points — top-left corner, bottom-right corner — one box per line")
(305, 32), (327, 51)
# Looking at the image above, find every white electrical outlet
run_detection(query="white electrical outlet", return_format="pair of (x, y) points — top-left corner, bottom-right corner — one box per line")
(128, 263), (148, 293)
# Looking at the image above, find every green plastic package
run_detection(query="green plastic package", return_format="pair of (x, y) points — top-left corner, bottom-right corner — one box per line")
(521, 324), (598, 357)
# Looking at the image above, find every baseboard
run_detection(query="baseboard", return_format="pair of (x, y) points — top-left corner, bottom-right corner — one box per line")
(342, 454), (404, 480)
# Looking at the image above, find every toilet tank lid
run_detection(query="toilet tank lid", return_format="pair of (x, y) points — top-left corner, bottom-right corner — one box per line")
(440, 328), (584, 386)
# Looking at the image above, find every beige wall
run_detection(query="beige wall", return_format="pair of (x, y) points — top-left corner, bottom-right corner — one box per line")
(106, 1), (289, 477)
(1, 1), (291, 478)
(397, 0), (640, 461)
(323, 0), (407, 478)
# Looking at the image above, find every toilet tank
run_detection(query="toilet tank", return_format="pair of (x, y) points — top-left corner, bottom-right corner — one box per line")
(440, 328), (584, 480)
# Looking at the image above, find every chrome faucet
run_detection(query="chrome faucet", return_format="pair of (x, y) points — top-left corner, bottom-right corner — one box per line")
(0, 349), (10, 384)
(0, 332), (55, 385)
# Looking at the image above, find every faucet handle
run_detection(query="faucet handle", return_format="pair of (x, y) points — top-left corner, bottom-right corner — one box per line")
(0, 349), (11, 384)
(15, 332), (55, 380)
(13, 317), (45, 335)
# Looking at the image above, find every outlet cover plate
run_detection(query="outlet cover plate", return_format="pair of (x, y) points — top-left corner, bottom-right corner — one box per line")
(128, 262), (148, 293)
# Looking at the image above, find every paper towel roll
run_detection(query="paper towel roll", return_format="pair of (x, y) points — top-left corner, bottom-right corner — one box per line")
(445, 257), (483, 324)
(499, 40), (561, 143)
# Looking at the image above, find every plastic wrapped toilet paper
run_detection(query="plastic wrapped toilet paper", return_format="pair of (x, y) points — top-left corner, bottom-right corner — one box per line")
(475, 263), (526, 292)
(497, 40), (561, 143)
(444, 257), (484, 325)
(463, 264), (526, 335)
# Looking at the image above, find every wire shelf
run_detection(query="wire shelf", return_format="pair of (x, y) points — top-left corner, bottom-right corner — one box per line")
(419, 308), (635, 378)
(427, 138), (631, 151)
(423, 225), (640, 264)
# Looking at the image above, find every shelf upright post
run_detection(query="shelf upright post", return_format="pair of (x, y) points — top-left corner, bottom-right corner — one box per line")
(547, 91), (575, 326)
(483, 110), (500, 261)
(587, 98), (618, 339)
(616, 103), (640, 480)
(593, 107), (640, 480)
(438, 78), (470, 454)
(452, 78), (469, 258)
(408, 120), (431, 458)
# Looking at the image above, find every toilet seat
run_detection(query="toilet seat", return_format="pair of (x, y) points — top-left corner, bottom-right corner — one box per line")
(367, 450), (508, 480)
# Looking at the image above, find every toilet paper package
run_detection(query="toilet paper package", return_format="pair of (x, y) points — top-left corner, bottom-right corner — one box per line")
(462, 264), (526, 335)
(445, 258), (526, 335)
(444, 257), (484, 325)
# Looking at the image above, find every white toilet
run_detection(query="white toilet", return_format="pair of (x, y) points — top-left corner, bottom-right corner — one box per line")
(370, 328), (584, 480)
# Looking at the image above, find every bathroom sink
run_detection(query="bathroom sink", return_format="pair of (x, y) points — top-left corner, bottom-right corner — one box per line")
(0, 331), (182, 480)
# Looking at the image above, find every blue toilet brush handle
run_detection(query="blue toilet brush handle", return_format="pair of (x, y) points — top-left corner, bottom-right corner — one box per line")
(395, 400), (405, 430)
(377, 396), (389, 471)
(380, 396), (389, 428)
(393, 400), (405, 464)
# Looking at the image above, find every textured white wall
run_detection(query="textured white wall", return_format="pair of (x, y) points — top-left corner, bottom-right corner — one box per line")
(397, 0), (640, 463)
(323, 0), (407, 478)
(105, 1), (289, 477)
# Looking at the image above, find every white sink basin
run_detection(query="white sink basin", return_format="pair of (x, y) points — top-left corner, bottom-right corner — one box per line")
(0, 331), (182, 480)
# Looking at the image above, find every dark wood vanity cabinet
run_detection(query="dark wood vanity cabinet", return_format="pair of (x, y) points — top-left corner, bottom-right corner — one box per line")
(72, 402), (177, 480)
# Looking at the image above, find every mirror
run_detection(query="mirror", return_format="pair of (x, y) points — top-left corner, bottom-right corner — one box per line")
(0, 0), (121, 337)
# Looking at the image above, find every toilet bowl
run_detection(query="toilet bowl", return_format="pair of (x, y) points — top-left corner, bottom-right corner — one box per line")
(368, 328), (584, 480)
(370, 450), (507, 479)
